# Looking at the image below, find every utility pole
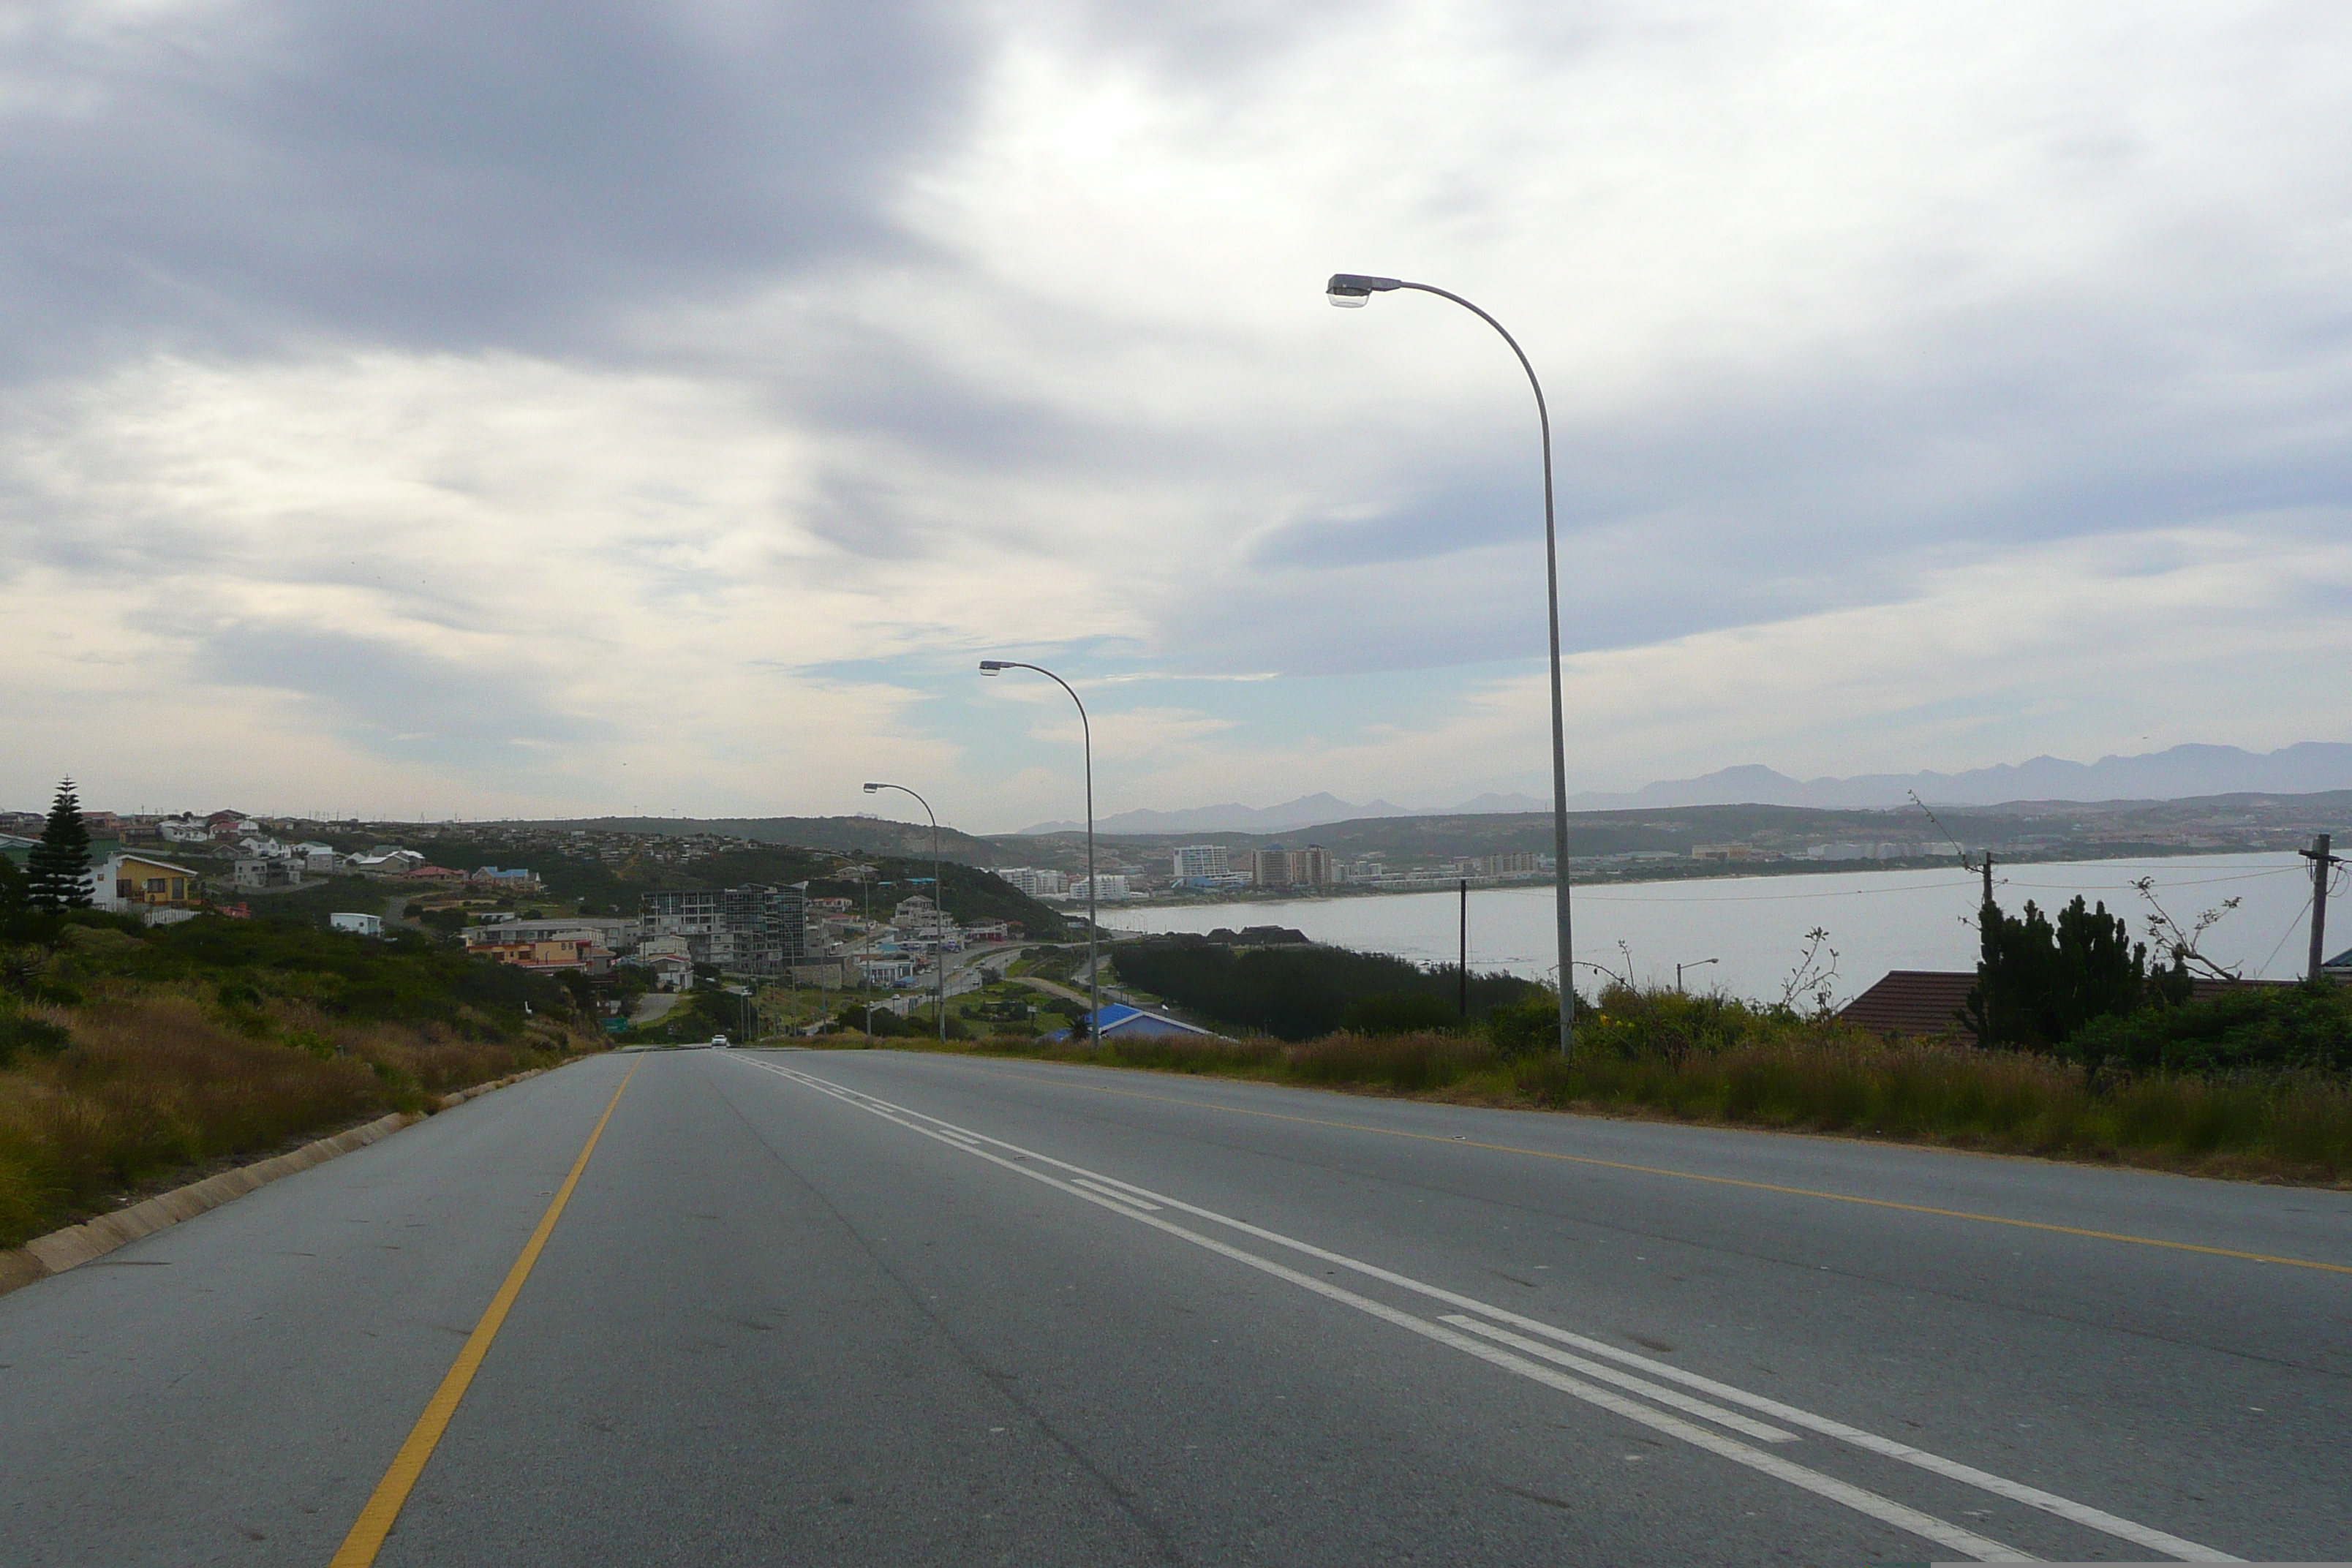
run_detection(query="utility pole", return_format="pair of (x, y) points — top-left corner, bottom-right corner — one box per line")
(1458, 878), (1469, 1017)
(2302, 834), (2339, 982)
(1983, 850), (1994, 909)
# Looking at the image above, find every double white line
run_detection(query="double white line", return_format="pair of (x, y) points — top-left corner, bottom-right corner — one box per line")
(730, 1055), (2238, 1564)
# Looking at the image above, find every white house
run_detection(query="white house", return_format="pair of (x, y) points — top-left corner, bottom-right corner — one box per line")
(234, 857), (297, 891)
(331, 911), (385, 937)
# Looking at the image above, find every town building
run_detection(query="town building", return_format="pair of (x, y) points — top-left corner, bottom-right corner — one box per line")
(234, 857), (298, 891)
(640, 885), (807, 974)
(331, 912), (385, 937)
(1251, 845), (1333, 887)
(1070, 875), (1131, 901)
(987, 866), (1068, 897)
(861, 957), (917, 986)
(97, 853), (204, 914)
(472, 935), (605, 973)
(1469, 851), (1541, 877)
(714, 883), (809, 975)
(463, 916), (640, 956)
(641, 889), (722, 956)
(1171, 844), (1231, 881)
(1061, 1003), (1227, 1043)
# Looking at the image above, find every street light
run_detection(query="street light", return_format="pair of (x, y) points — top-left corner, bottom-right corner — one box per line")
(862, 782), (947, 1042)
(1676, 957), (1719, 994)
(978, 659), (1101, 1043)
(1327, 271), (1575, 1055)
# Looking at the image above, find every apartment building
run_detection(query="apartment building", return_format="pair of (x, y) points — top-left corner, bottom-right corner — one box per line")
(1250, 845), (1333, 888)
(1171, 844), (1230, 881)
(638, 884), (808, 974)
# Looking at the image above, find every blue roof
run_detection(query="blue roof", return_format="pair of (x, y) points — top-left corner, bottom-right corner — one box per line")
(1081, 1003), (1223, 1039)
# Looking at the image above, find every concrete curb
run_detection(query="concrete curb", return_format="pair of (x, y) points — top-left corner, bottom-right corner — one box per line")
(0, 1064), (559, 1300)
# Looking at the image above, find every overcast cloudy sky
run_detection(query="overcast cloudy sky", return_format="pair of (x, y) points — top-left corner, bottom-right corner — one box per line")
(5, 1), (2349, 832)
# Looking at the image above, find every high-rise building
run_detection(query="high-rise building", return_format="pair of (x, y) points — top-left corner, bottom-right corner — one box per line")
(1287, 845), (1333, 887)
(1250, 845), (1289, 886)
(988, 866), (1070, 897)
(715, 883), (809, 975)
(641, 889), (721, 960)
(1171, 844), (1230, 881)
(641, 883), (807, 973)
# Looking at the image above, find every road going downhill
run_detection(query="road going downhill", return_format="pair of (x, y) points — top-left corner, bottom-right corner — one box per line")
(2, 1047), (2345, 1564)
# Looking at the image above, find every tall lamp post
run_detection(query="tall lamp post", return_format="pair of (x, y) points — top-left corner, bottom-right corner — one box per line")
(978, 659), (1100, 1041)
(862, 782), (947, 1042)
(1327, 272), (1575, 1055)
(1676, 957), (1719, 994)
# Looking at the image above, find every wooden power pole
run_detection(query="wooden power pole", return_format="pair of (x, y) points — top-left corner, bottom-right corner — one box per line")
(2302, 834), (2338, 982)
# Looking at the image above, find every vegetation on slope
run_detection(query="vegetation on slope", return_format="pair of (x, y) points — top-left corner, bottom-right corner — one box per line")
(0, 913), (599, 1249)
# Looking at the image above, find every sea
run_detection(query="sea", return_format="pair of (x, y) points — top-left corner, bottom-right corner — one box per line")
(1100, 853), (2334, 1006)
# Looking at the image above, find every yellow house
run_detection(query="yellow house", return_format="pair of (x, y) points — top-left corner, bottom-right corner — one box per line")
(101, 852), (203, 911)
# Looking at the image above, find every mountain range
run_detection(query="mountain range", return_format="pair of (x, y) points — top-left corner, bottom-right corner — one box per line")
(1013, 742), (2352, 836)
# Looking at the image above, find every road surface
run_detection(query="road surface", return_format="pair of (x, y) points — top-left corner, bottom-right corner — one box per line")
(2, 1047), (2345, 1564)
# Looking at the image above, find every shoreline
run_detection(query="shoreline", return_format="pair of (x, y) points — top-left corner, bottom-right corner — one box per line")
(1091, 842), (2277, 913)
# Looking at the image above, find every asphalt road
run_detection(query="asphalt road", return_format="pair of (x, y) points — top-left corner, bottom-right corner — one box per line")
(3, 1047), (2346, 1565)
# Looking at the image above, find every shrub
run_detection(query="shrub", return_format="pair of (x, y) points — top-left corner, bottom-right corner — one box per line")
(1488, 988), (1567, 1058)
(2061, 983), (2352, 1076)
(0, 992), (583, 1248)
(1341, 991), (1462, 1036)
(0, 1008), (72, 1068)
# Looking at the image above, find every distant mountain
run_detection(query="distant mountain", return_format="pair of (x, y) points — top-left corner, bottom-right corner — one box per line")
(1020, 742), (2352, 837)
(1446, 791), (1553, 814)
(1563, 744), (2352, 810)
(1017, 793), (1416, 837)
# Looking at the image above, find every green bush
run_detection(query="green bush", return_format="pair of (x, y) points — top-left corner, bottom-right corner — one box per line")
(1114, 938), (1538, 1040)
(2061, 983), (2352, 1076)
(1488, 988), (1569, 1058)
(1340, 991), (1462, 1036)
(0, 1009), (72, 1068)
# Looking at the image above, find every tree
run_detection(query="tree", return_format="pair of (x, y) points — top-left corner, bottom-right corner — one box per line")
(1962, 895), (2149, 1049)
(26, 779), (93, 911)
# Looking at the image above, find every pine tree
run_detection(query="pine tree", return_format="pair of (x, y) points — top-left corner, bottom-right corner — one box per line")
(1962, 894), (2147, 1049)
(26, 778), (94, 911)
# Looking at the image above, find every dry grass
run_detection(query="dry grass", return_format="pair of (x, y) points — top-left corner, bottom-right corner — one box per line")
(863, 1024), (2352, 1186)
(0, 991), (585, 1248)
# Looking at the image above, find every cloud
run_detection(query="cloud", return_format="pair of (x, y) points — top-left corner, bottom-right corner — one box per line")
(0, 0), (981, 378)
(4, 1), (2351, 826)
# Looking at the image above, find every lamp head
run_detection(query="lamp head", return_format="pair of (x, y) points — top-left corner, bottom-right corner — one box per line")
(862, 783), (882, 794)
(978, 660), (1005, 675)
(1327, 273), (1402, 308)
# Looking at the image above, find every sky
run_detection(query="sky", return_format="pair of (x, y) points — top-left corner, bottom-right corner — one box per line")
(4, 1), (2350, 834)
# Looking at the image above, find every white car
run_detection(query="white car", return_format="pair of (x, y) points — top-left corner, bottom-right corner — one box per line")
(708, 1033), (729, 1049)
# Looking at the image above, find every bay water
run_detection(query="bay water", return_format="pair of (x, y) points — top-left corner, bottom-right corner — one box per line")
(1102, 853), (2332, 1006)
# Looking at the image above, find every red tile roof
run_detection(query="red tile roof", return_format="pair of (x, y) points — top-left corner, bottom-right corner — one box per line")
(1840, 968), (2299, 1041)
(1839, 970), (1977, 1039)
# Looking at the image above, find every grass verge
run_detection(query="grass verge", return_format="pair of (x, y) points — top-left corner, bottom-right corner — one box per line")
(0, 987), (588, 1250)
(816, 1025), (2352, 1187)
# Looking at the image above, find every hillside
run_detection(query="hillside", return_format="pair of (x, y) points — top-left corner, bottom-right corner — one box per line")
(328, 830), (1070, 935)
(517, 815), (1003, 864)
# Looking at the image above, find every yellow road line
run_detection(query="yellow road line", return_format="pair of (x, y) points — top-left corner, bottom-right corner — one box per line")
(329, 1060), (641, 1567)
(979, 1064), (2352, 1278)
